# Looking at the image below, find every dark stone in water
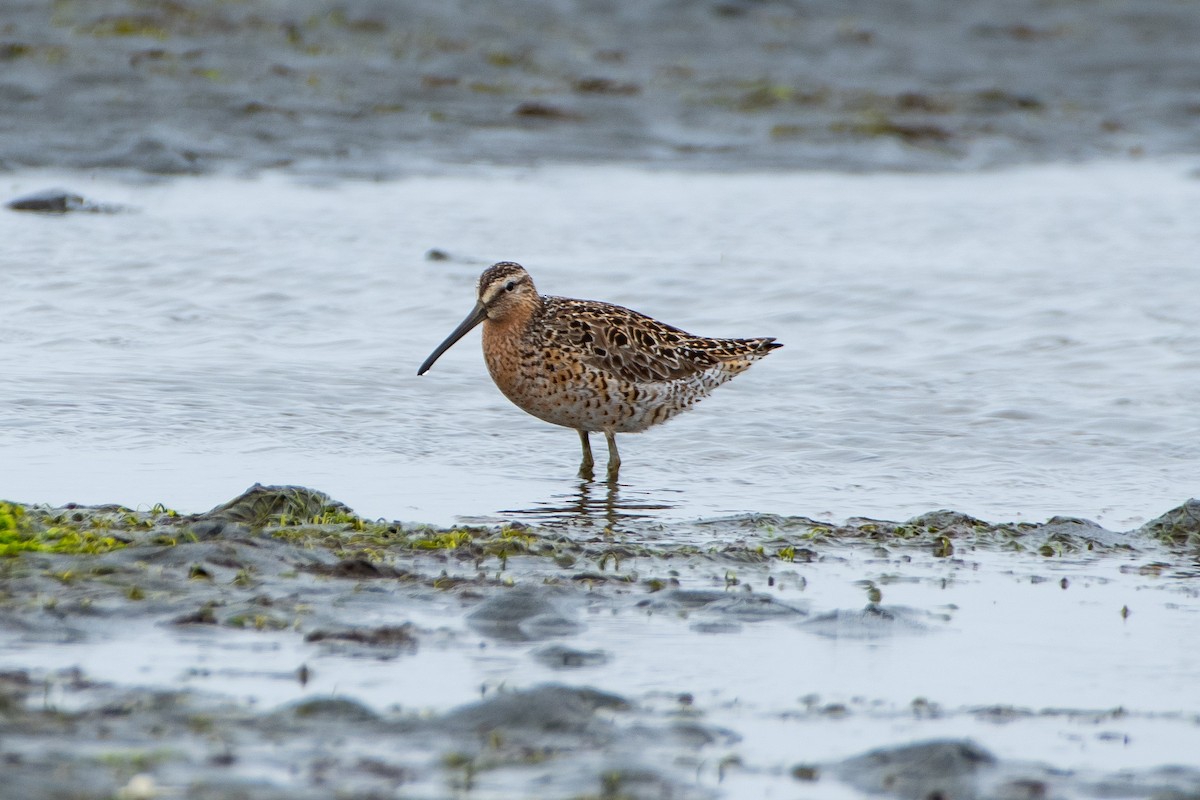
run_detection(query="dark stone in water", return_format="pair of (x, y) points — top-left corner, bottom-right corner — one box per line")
(171, 606), (218, 625)
(638, 585), (806, 623)
(707, 592), (808, 620)
(193, 483), (356, 530)
(467, 585), (582, 641)
(1033, 515), (1128, 548)
(532, 644), (609, 669)
(513, 101), (581, 120)
(303, 557), (417, 581)
(1140, 498), (1200, 544)
(6, 188), (124, 214)
(906, 509), (989, 532)
(660, 589), (728, 608)
(8, 189), (86, 213)
(106, 137), (203, 175)
(305, 624), (418, 649)
(837, 739), (996, 799)
(439, 684), (627, 736)
(801, 604), (943, 639)
(276, 696), (380, 723)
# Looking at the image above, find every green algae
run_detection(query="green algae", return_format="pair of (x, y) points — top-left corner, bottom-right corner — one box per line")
(97, 747), (180, 776)
(706, 79), (830, 113)
(0, 501), (130, 557)
(225, 613), (289, 631)
(270, 517), (563, 571)
(749, 509), (1134, 559)
(0, 501), (23, 533)
(84, 17), (170, 39)
(0, 488), (1184, 589)
(0, 42), (68, 63)
(199, 484), (359, 529)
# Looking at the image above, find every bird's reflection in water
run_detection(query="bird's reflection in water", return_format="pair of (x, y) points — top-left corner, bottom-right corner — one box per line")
(500, 478), (678, 534)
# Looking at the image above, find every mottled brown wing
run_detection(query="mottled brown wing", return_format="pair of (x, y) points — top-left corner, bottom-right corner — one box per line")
(542, 297), (778, 384)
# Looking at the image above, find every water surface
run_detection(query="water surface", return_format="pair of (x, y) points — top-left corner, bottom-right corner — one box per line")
(2, 162), (1198, 528)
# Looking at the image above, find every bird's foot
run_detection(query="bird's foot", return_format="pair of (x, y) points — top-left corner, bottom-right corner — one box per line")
(605, 460), (620, 483)
(604, 432), (620, 483)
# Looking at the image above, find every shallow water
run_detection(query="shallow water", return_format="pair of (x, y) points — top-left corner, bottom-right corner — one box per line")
(3, 162), (1198, 528)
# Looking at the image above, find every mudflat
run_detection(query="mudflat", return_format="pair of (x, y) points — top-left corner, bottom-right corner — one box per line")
(2, 0), (1199, 176)
(2, 486), (1200, 798)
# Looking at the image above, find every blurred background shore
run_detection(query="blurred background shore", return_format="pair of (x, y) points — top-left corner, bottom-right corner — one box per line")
(3, 0), (1199, 177)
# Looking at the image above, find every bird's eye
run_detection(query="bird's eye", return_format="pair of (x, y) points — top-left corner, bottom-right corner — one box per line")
(504, 281), (516, 292)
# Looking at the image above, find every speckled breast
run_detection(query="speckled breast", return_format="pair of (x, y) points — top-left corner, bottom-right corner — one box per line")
(482, 326), (712, 434)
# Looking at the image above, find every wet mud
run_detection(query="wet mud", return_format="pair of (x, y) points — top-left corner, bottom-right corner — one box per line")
(2, 486), (1199, 798)
(2, 0), (1200, 176)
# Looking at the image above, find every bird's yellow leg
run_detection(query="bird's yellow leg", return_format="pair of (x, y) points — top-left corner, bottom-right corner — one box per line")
(578, 430), (595, 479)
(605, 431), (621, 482)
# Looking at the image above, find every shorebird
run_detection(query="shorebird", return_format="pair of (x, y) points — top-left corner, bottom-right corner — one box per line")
(418, 262), (781, 480)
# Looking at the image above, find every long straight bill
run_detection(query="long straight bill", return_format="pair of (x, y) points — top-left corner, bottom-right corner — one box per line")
(417, 302), (488, 375)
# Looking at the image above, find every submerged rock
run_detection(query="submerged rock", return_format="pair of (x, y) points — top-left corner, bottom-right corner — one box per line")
(801, 604), (947, 639)
(439, 684), (628, 737)
(655, 589), (729, 608)
(272, 696), (380, 724)
(905, 509), (990, 533)
(467, 585), (582, 641)
(639, 588), (807, 636)
(706, 592), (808, 620)
(302, 557), (418, 581)
(193, 483), (357, 530)
(837, 739), (997, 799)
(532, 644), (610, 670)
(305, 624), (418, 655)
(86, 137), (205, 175)
(6, 188), (126, 214)
(1034, 515), (1130, 549)
(1140, 498), (1200, 546)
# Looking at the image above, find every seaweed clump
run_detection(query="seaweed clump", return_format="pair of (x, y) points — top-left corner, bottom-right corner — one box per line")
(705, 507), (1135, 564)
(0, 500), (131, 557)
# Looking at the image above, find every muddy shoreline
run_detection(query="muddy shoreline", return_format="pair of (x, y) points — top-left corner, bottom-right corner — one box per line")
(3, 0), (1200, 177)
(3, 486), (1199, 798)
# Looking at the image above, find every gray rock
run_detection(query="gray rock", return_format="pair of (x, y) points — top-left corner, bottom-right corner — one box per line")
(837, 739), (996, 799)
(467, 585), (582, 641)
(439, 684), (628, 737)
